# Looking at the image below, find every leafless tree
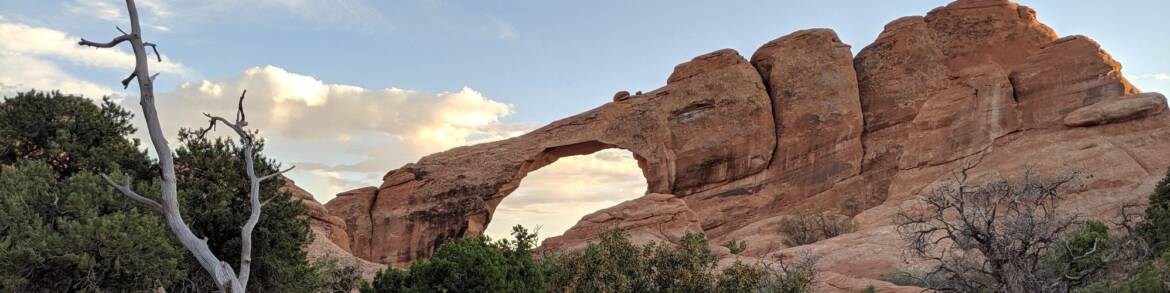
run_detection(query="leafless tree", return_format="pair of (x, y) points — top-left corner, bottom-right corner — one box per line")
(895, 157), (1084, 293)
(78, 1), (291, 292)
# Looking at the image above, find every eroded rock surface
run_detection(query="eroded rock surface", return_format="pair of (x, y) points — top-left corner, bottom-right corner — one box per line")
(283, 178), (351, 252)
(540, 193), (702, 253)
(317, 0), (1170, 286)
(328, 48), (774, 265)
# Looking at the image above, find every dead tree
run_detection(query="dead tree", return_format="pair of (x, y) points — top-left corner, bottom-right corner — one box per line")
(895, 157), (1082, 293)
(79, 1), (290, 292)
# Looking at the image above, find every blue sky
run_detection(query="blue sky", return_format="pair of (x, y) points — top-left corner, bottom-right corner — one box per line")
(2, 0), (1167, 239)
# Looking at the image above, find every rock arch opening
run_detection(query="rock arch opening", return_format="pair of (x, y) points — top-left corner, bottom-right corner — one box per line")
(481, 141), (650, 241)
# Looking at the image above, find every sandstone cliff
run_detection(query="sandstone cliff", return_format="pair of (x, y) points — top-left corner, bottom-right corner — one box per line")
(312, 0), (1170, 290)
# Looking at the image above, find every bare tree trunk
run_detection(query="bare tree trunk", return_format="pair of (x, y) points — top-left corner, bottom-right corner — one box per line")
(79, 1), (291, 292)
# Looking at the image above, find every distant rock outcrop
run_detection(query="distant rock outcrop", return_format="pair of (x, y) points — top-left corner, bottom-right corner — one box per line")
(312, 0), (1170, 288)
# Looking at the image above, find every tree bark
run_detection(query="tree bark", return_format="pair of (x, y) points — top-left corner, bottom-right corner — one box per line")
(80, 1), (291, 292)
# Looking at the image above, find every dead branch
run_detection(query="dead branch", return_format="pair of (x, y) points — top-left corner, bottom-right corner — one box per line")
(77, 1), (286, 292)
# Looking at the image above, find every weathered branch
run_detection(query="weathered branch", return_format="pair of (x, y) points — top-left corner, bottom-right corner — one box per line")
(260, 166), (295, 182)
(121, 72), (138, 89)
(144, 42), (162, 62)
(78, 34), (132, 48)
(100, 174), (163, 213)
(82, 1), (256, 292)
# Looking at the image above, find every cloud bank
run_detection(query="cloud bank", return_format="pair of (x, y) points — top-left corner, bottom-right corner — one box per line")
(0, 19), (189, 99)
(0, 17), (645, 240)
(139, 66), (646, 240)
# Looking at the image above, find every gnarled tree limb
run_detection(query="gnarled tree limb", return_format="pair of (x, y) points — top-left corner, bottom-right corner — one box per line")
(79, 1), (284, 292)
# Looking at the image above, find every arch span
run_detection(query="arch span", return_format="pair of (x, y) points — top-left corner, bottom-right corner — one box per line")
(329, 48), (776, 266)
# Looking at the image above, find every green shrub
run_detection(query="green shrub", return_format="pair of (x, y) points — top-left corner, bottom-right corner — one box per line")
(780, 211), (854, 246)
(166, 132), (318, 292)
(542, 229), (655, 292)
(0, 91), (153, 178)
(362, 225), (545, 293)
(722, 239), (748, 255)
(757, 252), (817, 293)
(0, 91), (325, 292)
(716, 261), (767, 293)
(0, 162), (184, 291)
(1139, 168), (1170, 253)
(0, 91), (184, 291)
(312, 256), (364, 293)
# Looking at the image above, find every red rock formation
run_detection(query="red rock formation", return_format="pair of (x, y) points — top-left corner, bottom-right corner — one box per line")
(326, 48), (775, 265)
(540, 193), (702, 253)
(316, 0), (1170, 287)
(282, 178), (351, 252)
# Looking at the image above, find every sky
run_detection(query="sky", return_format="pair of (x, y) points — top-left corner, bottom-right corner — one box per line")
(1, 0), (1168, 240)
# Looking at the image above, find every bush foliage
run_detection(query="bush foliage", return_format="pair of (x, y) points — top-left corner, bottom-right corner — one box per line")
(365, 227), (817, 293)
(780, 211), (854, 246)
(0, 91), (344, 292)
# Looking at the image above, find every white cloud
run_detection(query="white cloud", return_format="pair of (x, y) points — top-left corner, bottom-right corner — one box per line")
(170, 65), (513, 154)
(0, 19), (184, 99)
(0, 19), (190, 76)
(143, 65), (517, 198)
(0, 51), (115, 98)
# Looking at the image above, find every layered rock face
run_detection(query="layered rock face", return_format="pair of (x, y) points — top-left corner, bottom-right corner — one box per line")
(326, 48), (775, 264)
(318, 0), (1170, 288)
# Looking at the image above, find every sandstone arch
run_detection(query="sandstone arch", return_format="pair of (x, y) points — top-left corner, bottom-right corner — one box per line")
(326, 49), (776, 265)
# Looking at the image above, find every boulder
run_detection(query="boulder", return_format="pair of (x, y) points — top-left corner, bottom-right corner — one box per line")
(540, 193), (702, 252)
(750, 28), (864, 198)
(1064, 92), (1167, 127)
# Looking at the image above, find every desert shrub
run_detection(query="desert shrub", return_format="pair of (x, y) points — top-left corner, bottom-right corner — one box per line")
(716, 261), (767, 292)
(723, 239), (748, 255)
(165, 132), (319, 292)
(860, 285), (878, 293)
(0, 162), (184, 291)
(1073, 167), (1170, 293)
(543, 229), (815, 293)
(0, 91), (185, 291)
(0, 91), (325, 292)
(0, 91), (154, 179)
(895, 161), (1085, 292)
(312, 256), (365, 293)
(1139, 168), (1170, 253)
(362, 225), (545, 293)
(780, 211), (854, 246)
(756, 252), (818, 293)
(1073, 254), (1169, 293)
(541, 229), (656, 292)
(841, 192), (885, 216)
(649, 232), (720, 291)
